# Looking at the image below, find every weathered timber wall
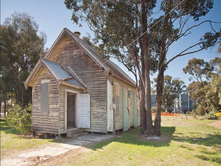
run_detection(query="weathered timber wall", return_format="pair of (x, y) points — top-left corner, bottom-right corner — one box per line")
(32, 67), (59, 133)
(49, 37), (107, 133)
(112, 76), (137, 130)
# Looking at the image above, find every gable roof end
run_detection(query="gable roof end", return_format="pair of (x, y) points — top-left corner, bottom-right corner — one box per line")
(24, 58), (83, 89)
(25, 28), (136, 88)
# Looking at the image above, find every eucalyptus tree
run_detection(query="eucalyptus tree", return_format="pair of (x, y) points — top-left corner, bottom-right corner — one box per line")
(0, 12), (46, 107)
(184, 57), (221, 114)
(65, 0), (221, 135)
(65, 0), (159, 135)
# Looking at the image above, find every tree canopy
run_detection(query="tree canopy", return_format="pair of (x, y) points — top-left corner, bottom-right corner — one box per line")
(184, 57), (221, 115)
(0, 12), (46, 107)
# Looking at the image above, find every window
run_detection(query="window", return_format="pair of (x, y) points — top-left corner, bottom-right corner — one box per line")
(41, 80), (49, 114)
(114, 83), (119, 114)
(128, 89), (131, 113)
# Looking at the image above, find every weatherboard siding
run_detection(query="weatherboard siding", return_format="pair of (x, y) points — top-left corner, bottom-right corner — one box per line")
(32, 68), (60, 133)
(112, 76), (137, 130)
(49, 38), (107, 133)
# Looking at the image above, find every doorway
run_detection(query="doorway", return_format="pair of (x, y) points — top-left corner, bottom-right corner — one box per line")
(67, 92), (76, 129)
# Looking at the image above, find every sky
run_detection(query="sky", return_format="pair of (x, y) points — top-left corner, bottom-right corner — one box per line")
(1, 0), (221, 87)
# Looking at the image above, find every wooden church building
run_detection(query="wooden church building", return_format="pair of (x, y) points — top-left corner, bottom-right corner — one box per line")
(24, 28), (140, 135)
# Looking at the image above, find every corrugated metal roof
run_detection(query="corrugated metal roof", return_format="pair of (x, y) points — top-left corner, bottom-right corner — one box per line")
(42, 58), (71, 80)
(65, 78), (81, 86)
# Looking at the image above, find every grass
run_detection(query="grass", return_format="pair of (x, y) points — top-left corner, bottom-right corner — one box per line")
(0, 119), (54, 157)
(56, 115), (221, 166)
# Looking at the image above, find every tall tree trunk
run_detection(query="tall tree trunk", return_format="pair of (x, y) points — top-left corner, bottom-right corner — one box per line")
(139, 80), (146, 134)
(141, 1), (154, 135)
(4, 100), (7, 115)
(155, 68), (164, 136)
(0, 100), (1, 117)
(145, 48), (155, 135)
(155, 0), (173, 136)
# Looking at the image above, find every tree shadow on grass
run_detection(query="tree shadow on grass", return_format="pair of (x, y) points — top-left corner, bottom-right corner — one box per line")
(91, 127), (176, 150)
(195, 154), (221, 165)
(173, 133), (221, 148)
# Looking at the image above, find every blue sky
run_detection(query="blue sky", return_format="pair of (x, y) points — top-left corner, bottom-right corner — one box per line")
(1, 0), (221, 86)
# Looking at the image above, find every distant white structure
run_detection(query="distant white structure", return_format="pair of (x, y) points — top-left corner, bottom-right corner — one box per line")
(172, 94), (183, 113)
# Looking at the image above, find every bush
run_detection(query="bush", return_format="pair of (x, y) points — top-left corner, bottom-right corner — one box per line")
(195, 104), (206, 116)
(204, 112), (218, 120)
(151, 106), (165, 113)
(5, 104), (32, 134)
(191, 109), (197, 119)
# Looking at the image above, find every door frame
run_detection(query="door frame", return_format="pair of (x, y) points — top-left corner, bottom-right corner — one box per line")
(65, 89), (79, 130)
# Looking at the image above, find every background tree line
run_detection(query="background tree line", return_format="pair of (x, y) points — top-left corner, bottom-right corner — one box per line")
(151, 56), (221, 116)
(0, 12), (46, 116)
(184, 57), (221, 116)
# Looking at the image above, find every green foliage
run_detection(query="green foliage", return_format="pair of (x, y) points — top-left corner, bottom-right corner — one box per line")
(5, 104), (32, 133)
(191, 109), (197, 119)
(204, 112), (218, 120)
(184, 57), (221, 115)
(0, 12), (46, 106)
(183, 58), (212, 82)
(195, 104), (207, 116)
(152, 75), (185, 110)
(151, 106), (165, 113)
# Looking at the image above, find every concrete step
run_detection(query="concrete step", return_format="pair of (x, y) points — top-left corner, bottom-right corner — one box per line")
(72, 132), (88, 138)
(67, 129), (87, 138)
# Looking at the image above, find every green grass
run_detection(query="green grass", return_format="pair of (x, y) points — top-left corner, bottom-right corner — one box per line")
(56, 115), (221, 166)
(0, 119), (54, 157)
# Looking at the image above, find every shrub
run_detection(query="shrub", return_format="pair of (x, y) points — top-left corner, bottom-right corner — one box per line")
(191, 109), (197, 119)
(151, 106), (165, 113)
(5, 104), (32, 134)
(195, 104), (206, 116)
(204, 112), (218, 120)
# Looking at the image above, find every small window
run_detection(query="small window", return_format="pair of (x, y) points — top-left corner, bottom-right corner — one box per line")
(114, 83), (119, 114)
(128, 89), (131, 113)
(41, 81), (49, 114)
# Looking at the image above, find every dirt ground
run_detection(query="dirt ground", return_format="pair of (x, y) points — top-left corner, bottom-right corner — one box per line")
(208, 120), (221, 129)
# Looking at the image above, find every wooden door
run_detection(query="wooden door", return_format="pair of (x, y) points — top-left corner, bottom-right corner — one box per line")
(76, 94), (90, 128)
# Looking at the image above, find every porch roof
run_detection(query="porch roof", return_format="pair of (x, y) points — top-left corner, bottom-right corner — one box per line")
(24, 58), (84, 89)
